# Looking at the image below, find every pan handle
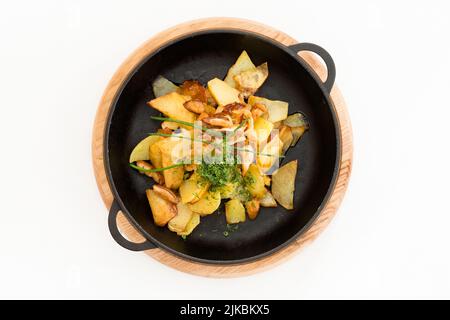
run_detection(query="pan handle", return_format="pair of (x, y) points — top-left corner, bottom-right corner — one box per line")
(108, 199), (157, 251)
(288, 43), (336, 94)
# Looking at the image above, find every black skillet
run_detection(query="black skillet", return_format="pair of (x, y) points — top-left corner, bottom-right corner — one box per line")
(105, 30), (340, 264)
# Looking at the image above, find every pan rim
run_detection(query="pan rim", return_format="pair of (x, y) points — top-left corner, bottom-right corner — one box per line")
(104, 29), (342, 265)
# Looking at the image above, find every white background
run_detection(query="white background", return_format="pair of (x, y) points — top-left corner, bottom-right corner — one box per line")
(0, 0), (449, 299)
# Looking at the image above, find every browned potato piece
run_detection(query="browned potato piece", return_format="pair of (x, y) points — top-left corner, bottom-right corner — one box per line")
(207, 78), (242, 106)
(146, 189), (177, 226)
(272, 160), (297, 210)
(187, 190), (221, 216)
(161, 151), (184, 189)
(135, 161), (164, 184)
(245, 199), (260, 220)
(148, 92), (195, 124)
(158, 139), (185, 189)
(254, 116), (274, 144)
(153, 185), (180, 204)
(291, 126), (307, 147)
(177, 213), (200, 236)
(283, 112), (308, 128)
(148, 138), (164, 168)
(168, 202), (193, 233)
(179, 172), (209, 204)
(245, 164), (266, 198)
(257, 135), (283, 172)
(260, 189), (277, 207)
(225, 199), (246, 224)
(279, 125), (294, 154)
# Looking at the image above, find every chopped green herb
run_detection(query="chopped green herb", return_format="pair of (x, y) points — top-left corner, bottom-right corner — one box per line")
(223, 231), (229, 237)
(181, 235), (187, 240)
(197, 163), (241, 191)
(244, 173), (255, 186)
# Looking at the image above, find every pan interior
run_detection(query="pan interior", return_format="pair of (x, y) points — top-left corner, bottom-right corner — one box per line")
(106, 31), (338, 263)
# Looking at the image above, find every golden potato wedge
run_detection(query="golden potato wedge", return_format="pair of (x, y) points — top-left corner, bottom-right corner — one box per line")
(248, 96), (288, 123)
(146, 189), (177, 226)
(224, 50), (256, 88)
(279, 125), (294, 154)
(239, 144), (255, 176)
(152, 75), (179, 98)
(207, 78), (242, 106)
(272, 160), (297, 210)
(234, 62), (268, 98)
(148, 92), (196, 124)
(259, 189), (277, 207)
(257, 136), (283, 172)
(225, 199), (246, 224)
(187, 190), (221, 216)
(161, 152), (184, 189)
(168, 202), (193, 233)
(158, 138), (188, 189)
(179, 172), (209, 204)
(254, 116), (274, 144)
(291, 126), (307, 147)
(129, 135), (161, 163)
(177, 213), (200, 237)
(244, 164), (266, 198)
(245, 199), (260, 220)
(148, 138), (164, 168)
(283, 112), (308, 128)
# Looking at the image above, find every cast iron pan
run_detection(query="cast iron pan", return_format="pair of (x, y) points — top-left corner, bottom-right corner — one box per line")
(105, 30), (340, 264)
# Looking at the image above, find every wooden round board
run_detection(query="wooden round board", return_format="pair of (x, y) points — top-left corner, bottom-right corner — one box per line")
(92, 18), (353, 277)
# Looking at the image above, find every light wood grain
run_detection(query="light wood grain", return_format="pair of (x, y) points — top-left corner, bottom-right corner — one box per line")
(92, 17), (353, 277)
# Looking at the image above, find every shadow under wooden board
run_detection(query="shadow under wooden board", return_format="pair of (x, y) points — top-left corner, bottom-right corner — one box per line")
(92, 17), (353, 277)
